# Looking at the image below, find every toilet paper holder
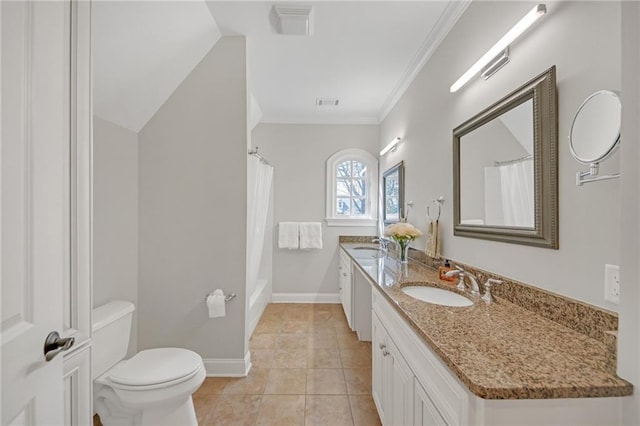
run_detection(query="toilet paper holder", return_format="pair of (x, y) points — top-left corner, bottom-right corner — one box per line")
(204, 292), (236, 303)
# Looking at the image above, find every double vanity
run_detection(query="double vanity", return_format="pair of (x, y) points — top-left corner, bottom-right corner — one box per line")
(339, 238), (632, 426)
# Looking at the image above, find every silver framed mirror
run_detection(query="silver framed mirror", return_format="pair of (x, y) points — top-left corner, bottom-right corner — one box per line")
(453, 66), (558, 249)
(569, 90), (621, 185)
(382, 161), (404, 225)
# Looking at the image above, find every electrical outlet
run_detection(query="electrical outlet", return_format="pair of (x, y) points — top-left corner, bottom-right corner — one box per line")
(604, 264), (620, 304)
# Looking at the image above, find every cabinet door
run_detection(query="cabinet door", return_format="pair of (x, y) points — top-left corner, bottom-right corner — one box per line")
(339, 249), (352, 328)
(387, 338), (414, 426)
(414, 379), (447, 426)
(372, 313), (387, 424)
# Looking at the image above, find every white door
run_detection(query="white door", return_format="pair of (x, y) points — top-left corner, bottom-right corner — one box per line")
(1, 1), (91, 424)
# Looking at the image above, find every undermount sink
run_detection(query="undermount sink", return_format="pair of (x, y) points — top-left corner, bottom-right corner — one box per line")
(401, 286), (473, 307)
(353, 246), (383, 251)
(352, 246), (384, 258)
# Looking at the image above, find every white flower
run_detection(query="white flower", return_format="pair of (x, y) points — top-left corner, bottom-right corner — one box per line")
(384, 222), (422, 239)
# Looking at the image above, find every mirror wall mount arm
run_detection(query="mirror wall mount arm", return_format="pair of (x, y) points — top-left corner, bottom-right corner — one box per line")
(576, 164), (620, 186)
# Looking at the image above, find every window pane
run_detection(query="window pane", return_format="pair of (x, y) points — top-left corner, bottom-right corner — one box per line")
(353, 198), (366, 216)
(336, 161), (351, 177)
(336, 198), (351, 215)
(386, 196), (399, 216)
(352, 161), (367, 177)
(352, 179), (365, 197)
(336, 179), (351, 197)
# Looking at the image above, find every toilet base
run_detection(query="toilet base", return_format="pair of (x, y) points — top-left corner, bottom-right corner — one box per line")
(94, 384), (199, 426)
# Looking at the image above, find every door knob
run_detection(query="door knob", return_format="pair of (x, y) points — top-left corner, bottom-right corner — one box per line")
(43, 331), (75, 361)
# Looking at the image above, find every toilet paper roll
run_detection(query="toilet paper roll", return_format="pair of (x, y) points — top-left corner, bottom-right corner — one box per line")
(206, 289), (226, 318)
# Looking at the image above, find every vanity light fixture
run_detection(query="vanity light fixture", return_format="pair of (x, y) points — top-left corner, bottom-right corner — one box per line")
(449, 4), (547, 93)
(380, 137), (401, 156)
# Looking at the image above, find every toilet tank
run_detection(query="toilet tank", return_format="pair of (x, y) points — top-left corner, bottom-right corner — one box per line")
(92, 300), (135, 379)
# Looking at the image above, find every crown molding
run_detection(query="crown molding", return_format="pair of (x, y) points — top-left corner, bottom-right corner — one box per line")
(377, 0), (471, 123)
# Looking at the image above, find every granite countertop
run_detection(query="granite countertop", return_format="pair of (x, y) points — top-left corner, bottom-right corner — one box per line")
(340, 242), (633, 400)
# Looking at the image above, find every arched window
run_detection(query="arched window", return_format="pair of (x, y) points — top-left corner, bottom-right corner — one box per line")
(325, 149), (378, 226)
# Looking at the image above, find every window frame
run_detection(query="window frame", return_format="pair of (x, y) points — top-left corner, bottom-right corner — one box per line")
(325, 148), (378, 227)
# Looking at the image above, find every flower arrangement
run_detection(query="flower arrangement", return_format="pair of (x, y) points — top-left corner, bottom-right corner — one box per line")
(384, 222), (422, 263)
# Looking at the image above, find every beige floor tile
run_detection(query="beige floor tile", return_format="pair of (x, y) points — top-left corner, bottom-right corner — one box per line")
(282, 320), (310, 334)
(306, 369), (347, 395)
(255, 320), (283, 334)
(343, 368), (372, 395)
(349, 395), (381, 426)
(305, 395), (353, 426)
(308, 322), (337, 335)
(277, 333), (309, 350)
(192, 393), (219, 424)
(250, 333), (278, 349)
(309, 310), (334, 321)
(272, 348), (308, 368)
(308, 348), (342, 368)
(336, 332), (362, 349)
(257, 395), (306, 426)
(308, 333), (338, 349)
(202, 394), (262, 426)
(251, 349), (274, 368)
(264, 368), (307, 394)
(340, 348), (372, 369)
(196, 377), (232, 395)
(221, 368), (269, 395)
(333, 321), (353, 333)
(281, 310), (310, 321)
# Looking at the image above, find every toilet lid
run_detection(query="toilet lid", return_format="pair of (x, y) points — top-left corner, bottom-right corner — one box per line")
(109, 348), (203, 387)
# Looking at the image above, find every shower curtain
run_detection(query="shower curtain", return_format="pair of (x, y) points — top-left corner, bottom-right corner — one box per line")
(484, 158), (534, 227)
(246, 156), (273, 301)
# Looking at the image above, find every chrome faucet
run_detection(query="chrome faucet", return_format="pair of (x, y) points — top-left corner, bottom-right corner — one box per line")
(444, 266), (480, 295)
(374, 236), (396, 254)
(481, 278), (503, 304)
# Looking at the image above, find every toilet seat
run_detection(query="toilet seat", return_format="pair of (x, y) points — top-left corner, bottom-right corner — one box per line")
(107, 348), (203, 390)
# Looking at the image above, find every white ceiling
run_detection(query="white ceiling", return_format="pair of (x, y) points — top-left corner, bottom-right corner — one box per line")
(93, 1), (469, 131)
(93, 1), (221, 132)
(207, 1), (468, 124)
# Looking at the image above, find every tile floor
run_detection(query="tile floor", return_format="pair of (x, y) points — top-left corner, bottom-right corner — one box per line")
(194, 303), (381, 426)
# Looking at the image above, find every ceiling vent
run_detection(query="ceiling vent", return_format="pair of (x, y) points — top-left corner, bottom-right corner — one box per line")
(272, 5), (313, 36)
(316, 98), (339, 107)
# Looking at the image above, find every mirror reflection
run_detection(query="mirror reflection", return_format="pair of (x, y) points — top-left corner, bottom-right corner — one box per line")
(569, 90), (621, 164)
(383, 161), (404, 225)
(460, 99), (534, 228)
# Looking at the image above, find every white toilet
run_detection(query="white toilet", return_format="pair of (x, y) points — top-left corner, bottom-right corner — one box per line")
(92, 301), (206, 426)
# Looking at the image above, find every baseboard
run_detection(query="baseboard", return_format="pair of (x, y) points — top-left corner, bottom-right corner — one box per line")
(203, 351), (251, 377)
(271, 292), (340, 303)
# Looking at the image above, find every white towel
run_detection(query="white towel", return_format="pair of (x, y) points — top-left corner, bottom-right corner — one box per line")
(278, 222), (299, 249)
(299, 222), (323, 249)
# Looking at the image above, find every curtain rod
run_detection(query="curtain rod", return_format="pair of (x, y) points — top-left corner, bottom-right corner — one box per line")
(494, 154), (533, 166)
(248, 147), (272, 166)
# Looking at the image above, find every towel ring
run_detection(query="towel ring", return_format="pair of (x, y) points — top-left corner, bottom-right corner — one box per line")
(427, 197), (445, 221)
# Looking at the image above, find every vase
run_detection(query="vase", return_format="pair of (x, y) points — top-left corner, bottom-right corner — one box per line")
(398, 240), (410, 263)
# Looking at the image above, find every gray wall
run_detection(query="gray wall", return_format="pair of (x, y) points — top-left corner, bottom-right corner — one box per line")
(619, 1), (640, 423)
(93, 116), (139, 356)
(252, 124), (379, 295)
(138, 37), (248, 360)
(380, 1), (621, 310)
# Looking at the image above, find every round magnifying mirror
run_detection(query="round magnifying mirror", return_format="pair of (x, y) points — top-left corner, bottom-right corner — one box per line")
(569, 90), (621, 164)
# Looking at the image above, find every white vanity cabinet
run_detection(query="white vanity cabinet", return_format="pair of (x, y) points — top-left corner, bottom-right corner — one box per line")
(372, 312), (414, 426)
(339, 248), (353, 329)
(371, 288), (626, 426)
